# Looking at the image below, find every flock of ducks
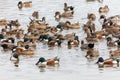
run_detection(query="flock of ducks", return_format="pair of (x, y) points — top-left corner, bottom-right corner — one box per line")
(0, 0), (120, 70)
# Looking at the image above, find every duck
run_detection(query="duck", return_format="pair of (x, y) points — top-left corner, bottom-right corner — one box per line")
(36, 57), (60, 68)
(85, 43), (99, 58)
(96, 57), (119, 68)
(99, 5), (109, 13)
(55, 11), (73, 19)
(87, 13), (96, 21)
(63, 3), (74, 12)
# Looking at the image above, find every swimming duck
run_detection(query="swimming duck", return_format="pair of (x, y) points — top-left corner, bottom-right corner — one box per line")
(85, 43), (99, 58)
(96, 57), (119, 68)
(36, 57), (59, 67)
(99, 5), (109, 13)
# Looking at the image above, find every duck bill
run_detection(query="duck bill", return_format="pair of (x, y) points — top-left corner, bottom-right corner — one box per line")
(35, 61), (40, 65)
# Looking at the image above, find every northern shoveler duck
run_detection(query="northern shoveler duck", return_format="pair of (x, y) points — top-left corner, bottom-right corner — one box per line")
(96, 57), (119, 68)
(36, 57), (60, 68)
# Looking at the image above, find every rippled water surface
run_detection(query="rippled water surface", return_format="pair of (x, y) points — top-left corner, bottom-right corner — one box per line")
(0, 0), (120, 80)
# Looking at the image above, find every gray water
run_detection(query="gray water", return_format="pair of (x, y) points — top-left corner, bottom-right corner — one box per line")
(0, 0), (120, 80)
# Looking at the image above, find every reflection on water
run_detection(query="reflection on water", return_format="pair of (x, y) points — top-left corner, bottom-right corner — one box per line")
(0, 0), (120, 80)
(39, 67), (46, 72)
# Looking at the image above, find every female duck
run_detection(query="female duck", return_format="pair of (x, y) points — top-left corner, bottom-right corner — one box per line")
(99, 5), (109, 13)
(64, 3), (74, 12)
(55, 11), (73, 19)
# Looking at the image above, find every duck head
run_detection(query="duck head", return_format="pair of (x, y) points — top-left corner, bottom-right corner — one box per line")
(96, 57), (104, 63)
(36, 57), (46, 65)
(88, 43), (94, 49)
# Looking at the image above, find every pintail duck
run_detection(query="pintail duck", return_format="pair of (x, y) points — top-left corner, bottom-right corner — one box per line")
(55, 11), (74, 19)
(64, 3), (74, 12)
